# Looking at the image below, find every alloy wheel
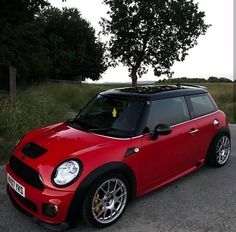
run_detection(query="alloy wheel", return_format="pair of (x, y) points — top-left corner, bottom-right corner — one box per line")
(91, 178), (127, 224)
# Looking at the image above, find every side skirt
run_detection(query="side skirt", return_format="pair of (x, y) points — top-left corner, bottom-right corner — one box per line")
(138, 159), (205, 197)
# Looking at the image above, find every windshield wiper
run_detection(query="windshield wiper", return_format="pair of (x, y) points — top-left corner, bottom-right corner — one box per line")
(66, 120), (120, 134)
(66, 119), (88, 130)
(87, 128), (117, 132)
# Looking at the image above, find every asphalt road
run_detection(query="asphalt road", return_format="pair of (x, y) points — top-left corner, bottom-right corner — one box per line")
(0, 125), (236, 232)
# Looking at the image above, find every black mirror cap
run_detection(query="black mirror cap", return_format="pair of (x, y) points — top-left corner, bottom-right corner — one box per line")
(155, 124), (172, 136)
(150, 124), (172, 140)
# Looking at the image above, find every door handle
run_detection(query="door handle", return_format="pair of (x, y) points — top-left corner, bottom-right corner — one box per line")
(189, 128), (199, 134)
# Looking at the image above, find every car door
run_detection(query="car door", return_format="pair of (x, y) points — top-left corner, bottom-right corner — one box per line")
(186, 93), (219, 159)
(139, 96), (199, 192)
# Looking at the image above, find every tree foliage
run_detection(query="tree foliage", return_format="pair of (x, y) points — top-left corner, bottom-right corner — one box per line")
(0, 0), (51, 87)
(0, 1), (106, 89)
(39, 7), (106, 81)
(101, 0), (210, 87)
(0, 0), (49, 24)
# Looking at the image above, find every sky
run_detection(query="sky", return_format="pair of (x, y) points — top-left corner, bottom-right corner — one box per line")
(49, 0), (233, 83)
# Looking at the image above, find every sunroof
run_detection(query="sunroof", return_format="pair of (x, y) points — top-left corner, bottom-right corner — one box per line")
(118, 85), (183, 94)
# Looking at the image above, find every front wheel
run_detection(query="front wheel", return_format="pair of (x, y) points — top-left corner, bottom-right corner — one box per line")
(207, 134), (231, 167)
(82, 173), (129, 228)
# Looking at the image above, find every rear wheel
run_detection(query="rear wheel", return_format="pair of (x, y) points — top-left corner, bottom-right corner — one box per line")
(207, 134), (231, 167)
(82, 173), (129, 228)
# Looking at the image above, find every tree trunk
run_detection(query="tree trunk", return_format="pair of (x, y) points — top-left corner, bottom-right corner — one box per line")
(9, 66), (16, 107)
(131, 69), (138, 88)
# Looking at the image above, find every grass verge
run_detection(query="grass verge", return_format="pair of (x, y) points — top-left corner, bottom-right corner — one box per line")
(0, 82), (235, 163)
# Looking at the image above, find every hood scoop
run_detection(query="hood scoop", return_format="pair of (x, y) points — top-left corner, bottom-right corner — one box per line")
(22, 143), (47, 158)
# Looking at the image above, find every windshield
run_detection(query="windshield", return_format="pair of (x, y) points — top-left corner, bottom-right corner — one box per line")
(70, 95), (145, 138)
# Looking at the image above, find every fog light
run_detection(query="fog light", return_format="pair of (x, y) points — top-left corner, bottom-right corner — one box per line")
(42, 203), (58, 218)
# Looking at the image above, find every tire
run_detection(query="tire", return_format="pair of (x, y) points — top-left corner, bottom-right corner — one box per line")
(206, 133), (231, 167)
(82, 173), (129, 228)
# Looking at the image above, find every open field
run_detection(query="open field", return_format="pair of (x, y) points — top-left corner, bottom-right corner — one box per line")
(0, 82), (235, 163)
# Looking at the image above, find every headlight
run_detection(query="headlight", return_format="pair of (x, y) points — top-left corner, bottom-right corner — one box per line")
(52, 160), (82, 187)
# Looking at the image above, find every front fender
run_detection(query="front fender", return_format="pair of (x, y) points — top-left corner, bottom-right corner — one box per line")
(66, 162), (137, 226)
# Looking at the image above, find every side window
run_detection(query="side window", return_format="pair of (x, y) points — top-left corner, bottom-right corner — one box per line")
(146, 97), (190, 131)
(189, 94), (217, 118)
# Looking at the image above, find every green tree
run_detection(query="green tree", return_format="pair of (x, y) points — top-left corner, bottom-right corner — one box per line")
(39, 7), (107, 81)
(0, 0), (49, 24)
(101, 0), (210, 87)
(0, 0), (51, 87)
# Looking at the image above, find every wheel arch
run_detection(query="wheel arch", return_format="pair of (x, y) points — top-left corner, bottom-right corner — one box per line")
(66, 162), (137, 226)
(205, 126), (231, 163)
(212, 126), (231, 142)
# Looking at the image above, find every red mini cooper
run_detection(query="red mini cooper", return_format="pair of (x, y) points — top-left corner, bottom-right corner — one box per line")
(6, 85), (231, 230)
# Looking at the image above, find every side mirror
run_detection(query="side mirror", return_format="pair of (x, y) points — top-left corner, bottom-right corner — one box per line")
(150, 124), (172, 141)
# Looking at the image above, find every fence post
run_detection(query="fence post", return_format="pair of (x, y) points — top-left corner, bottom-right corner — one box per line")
(9, 66), (16, 106)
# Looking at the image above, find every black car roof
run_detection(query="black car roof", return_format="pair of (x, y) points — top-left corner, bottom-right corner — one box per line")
(101, 84), (208, 100)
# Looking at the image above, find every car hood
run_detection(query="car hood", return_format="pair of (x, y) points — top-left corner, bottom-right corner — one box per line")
(11, 123), (139, 190)
(15, 123), (129, 166)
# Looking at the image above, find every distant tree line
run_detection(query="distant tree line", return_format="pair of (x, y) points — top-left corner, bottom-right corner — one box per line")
(0, 0), (106, 89)
(158, 77), (234, 84)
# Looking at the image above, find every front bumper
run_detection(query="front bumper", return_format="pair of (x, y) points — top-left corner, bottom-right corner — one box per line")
(6, 163), (75, 229)
(7, 185), (70, 231)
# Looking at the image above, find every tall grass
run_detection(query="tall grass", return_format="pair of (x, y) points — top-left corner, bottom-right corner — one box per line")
(0, 83), (109, 163)
(204, 83), (235, 123)
(0, 82), (235, 163)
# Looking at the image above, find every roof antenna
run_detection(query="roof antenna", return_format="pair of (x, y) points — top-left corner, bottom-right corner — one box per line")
(176, 79), (181, 88)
